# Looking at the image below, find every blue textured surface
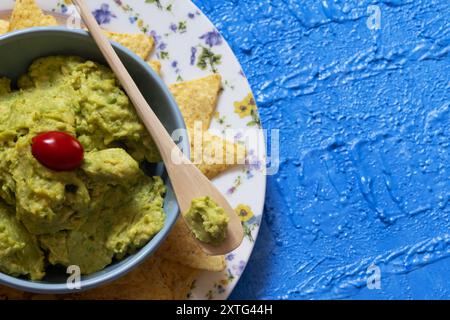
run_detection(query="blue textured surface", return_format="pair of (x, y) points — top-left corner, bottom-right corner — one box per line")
(192, 0), (450, 299)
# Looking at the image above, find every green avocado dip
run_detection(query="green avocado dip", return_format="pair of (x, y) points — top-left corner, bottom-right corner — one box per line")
(185, 197), (229, 246)
(0, 56), (165, 280)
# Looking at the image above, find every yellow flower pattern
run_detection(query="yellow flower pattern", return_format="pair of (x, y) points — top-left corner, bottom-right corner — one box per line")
(234, 93), (256, 118)
(235, 204), (254, 222)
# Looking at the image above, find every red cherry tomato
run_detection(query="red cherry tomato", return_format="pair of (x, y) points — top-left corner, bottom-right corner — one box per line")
(31, 132), (84, 171)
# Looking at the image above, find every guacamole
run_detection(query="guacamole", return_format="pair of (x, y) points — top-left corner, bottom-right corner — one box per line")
(185, 197), (229, 246)
(0, 56), (165, 280)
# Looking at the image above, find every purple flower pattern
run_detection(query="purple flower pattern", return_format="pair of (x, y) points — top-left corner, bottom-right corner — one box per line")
(92, 4), (117, 25)
(60, 4), (68, 14)
(150, 30), (167, 51)
(200, 29), (223, 47)
(226, 253), (235, 261)
(169, 23), (178, 32)
(190, 47), (197, 65)
(232, 261), (247, 277)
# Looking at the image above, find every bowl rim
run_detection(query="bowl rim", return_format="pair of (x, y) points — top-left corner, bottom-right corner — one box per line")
(0, 27), (189, 294)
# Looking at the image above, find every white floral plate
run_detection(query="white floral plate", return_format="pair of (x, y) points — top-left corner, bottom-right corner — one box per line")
(0, 0), (266, 300)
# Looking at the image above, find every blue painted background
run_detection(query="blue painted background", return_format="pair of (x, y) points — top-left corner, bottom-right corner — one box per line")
(192, 0), (450, 299)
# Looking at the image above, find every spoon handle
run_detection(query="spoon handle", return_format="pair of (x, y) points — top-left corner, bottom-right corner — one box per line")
(72, 0), (177, 161)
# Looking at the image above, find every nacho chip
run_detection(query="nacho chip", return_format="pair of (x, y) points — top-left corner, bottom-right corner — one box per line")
(8, 0), (57, 32)
(67, 258), (172, 300)
(169, 74), (246, 178)
(148, 60), (162, 76)
(194, 131), (247, 179)
(0, 20), (9, 35)
(105, 31), (154, 60)
(169, 74), (222, 132)
(159, 259), (199, 300)
(157, 219), (226, 271)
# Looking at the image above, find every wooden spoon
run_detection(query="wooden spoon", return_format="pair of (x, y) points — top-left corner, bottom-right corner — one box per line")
(72, 0), (243, 255)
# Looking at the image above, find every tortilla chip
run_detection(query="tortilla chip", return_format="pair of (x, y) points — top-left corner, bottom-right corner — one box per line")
(157, 219), (226, 271)
(169, 74), (245, 178)
(8, 0), (57, 32)
(0, 20), (9, 35)
(169, 74), (222, 132)
(105, 31), (154, 60)
(159, 259), (199, 300)
(148, 60), (162, 76)
(66, 258), (172, 300)
(194, 131), (247, 179)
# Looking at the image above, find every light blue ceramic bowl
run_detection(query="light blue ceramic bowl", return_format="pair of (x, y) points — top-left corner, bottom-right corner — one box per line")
(0, 27), (189, 294)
